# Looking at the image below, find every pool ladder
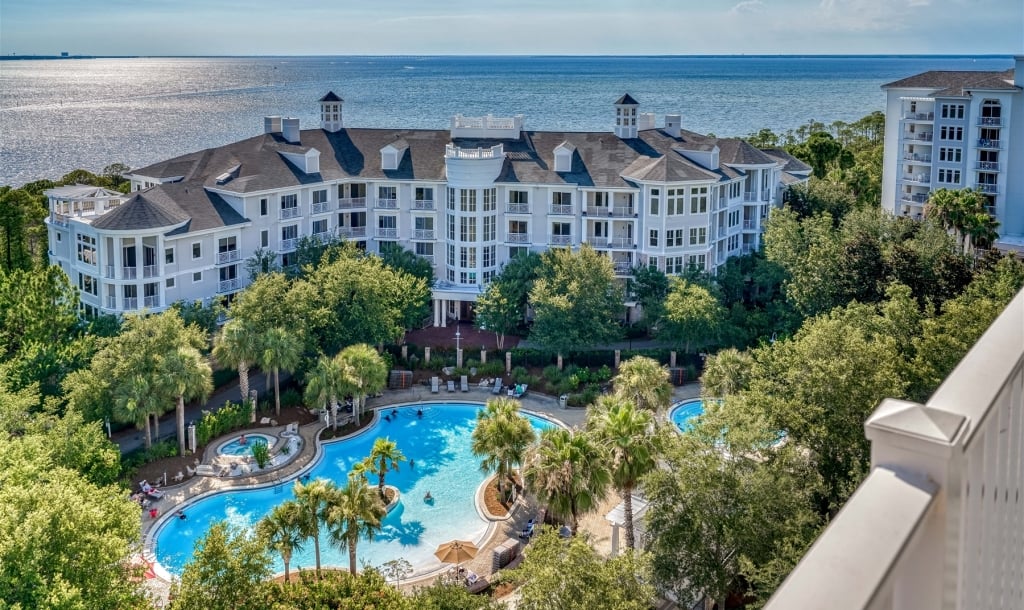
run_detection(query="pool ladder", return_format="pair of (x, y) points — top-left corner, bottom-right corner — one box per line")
(272, 473), (284, 494)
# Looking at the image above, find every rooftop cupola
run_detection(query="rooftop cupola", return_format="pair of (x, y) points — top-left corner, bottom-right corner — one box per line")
(319, 91), (344, 132)
(614, 93), (639, 139)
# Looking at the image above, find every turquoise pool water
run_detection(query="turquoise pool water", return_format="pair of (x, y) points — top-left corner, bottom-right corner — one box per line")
(154, 404), (555, 576)
(217, 433), (272, 456)
(669, 399), (705, 433)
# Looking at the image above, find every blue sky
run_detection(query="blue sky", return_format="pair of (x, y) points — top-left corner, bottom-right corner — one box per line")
(2, 0), (1021, 56)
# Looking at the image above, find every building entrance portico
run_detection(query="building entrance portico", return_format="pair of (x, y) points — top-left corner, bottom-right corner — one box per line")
(431, 283), (480, 328)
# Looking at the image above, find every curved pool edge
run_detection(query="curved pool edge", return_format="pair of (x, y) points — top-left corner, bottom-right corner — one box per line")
(147, 401), (565, 580)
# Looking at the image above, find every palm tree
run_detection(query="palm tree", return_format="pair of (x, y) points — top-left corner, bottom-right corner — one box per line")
(613, 355), (673, 417)
(293, 478), (335, 577)
(213, 320), (261, 407)
(305, 353), (353, 432)
(524, 427), (610, 535)
(259, 327), (302, 416)
(471, 397), (536, 501)
(158, 345), (213, 455)
(325, 474), (386, 575)
(925, 187), (998, 254)
(337, 343), (387, 425)
(587, 396), (658, 550)
(367, 437), (406, 502)
(112, 374), (159, 448)
(700, 348), (754, 399)
(257, 502), (305, 582)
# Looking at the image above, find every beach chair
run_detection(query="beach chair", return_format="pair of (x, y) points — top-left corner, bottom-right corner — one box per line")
(513, 384), (528, 399)
(447, 379), (456, 392)
(195, 465), (216, 476)
(519, 519), (535, 539)
(492, 377), (502, 395)
(173, 471), (185, 483)
(431, 376), (440, 394)
(460, 375), (469, 392)
(186, 465), (196, 477)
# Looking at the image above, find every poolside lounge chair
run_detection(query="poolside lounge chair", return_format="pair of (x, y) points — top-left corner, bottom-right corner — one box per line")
(139, 480), (164, 498)
(186, 465), (196, 477)
(460, 375), (469, 392)
(431, 376), (440, 393)
(492, 377), (502, 395)
(173, 471), (185, 483)
(195, 465), (216, 476)
(447, 379), (456, 392)
(466, 574), (490, 594)
(513, 384), (528, 399)
(519, 519), (535, 539)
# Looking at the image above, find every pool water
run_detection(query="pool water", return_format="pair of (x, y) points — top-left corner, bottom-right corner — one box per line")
(669, 399), (705, 433)
(155, 404), (555, 576)
(217, 434), (273, 456)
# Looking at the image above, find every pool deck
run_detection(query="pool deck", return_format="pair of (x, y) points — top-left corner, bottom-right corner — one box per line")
(140, 382), (701, 602)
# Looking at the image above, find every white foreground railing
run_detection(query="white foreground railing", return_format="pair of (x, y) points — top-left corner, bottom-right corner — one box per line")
(767, 287), (1024, 610)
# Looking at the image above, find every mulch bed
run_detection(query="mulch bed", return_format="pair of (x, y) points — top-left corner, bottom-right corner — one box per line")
(483, 476), (522, 517)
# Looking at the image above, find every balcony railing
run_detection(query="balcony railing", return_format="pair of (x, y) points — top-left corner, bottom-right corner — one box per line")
(122, 267), (137, 280)
(902, 174), (931, 184)
(311, 231), (334, 244)
(311, 201), (332, 215)
(280, 206), (300, 220)
(445, 143), (504, 159)
(976, 161), (1000, 171)
(902, 111), (934, 120)
(105, 265), (115, 279)
(52, 213), (70, 227)
(606, 237), (634, 248)
(376, 228), (398, 239)
(338, 227), (366, 239)
(743, 191), (759, 202)
(613, 262), (632, 274)
(506, 203), (530, 214)
(142, 264), (157, 278)
(976, 139), (1001, 149)
(900, 193), (929, 204)
(143, 295), (160, 308)
(413, 229), (435, 240)
(123, 297), (138, 310)
(106, 296), (116, 309)
(413, 199), (435, 210)
(549, 235), (572, 246)
(417, 254), (434, 263)
(718, 227), (726, 238)
(902, 154), (931, 163)
(280, 237), (300, 252)
(973, 183), (998, 194)
(743, 220), (756, 230)
(506, 233), (530, 244)
(766, 288), (1024, 610)
(904, 132), (933, 142)
(977, 116), (1002, 126)
(741, 245), (754, 255)
(550, 204), (573, 215)
(375, 198), (398, 209)
(218, 278), (240, 294)
(337, 197), (367, 209)
(216, 249), (240, 265)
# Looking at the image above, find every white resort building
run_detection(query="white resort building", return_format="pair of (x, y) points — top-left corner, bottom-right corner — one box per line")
(881, 56), (1023, 250)
(45, 93), (809, 320)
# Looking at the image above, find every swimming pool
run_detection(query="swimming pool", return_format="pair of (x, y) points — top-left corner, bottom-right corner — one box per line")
(669, 399), (705, 433)
(154, 403), (556, 576)
(217, 433), (273, 456)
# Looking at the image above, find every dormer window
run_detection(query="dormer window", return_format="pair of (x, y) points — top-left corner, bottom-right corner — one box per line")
(554, 142), (575, 172)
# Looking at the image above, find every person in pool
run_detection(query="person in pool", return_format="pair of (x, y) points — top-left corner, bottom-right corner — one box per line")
(424, 491), (433, 502)
(239, 434), (247, 445)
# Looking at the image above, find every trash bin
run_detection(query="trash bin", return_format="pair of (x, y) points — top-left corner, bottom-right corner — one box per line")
(559, 394), (568, 409)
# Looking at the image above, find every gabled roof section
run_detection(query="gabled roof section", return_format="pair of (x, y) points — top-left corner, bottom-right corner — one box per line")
(762, 148), (813, 173)
(319, 91), (343, 102)
(382, 139), (409, 153)
(621, 149), (722, 183)
(46, 185), (125, 199)
(615, 93), (639, 105)
(91, 190), (190, 231)
(717, 138), (778, 166)
(882, 69), (1017, 93)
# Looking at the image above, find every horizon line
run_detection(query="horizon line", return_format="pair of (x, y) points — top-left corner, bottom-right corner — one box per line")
(2, 53), (1018, 60)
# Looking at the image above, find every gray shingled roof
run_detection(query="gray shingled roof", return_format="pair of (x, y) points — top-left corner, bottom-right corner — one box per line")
(762, 148), (813, 173)
(716, 138), (778, 166)
(92, 191), (190, 231)
(882, 69), (1017, 94)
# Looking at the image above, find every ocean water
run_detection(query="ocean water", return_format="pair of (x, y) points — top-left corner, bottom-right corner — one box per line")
(0, 55), (1012, 186)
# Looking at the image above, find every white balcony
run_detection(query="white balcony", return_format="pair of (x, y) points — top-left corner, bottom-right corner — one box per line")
(105, 296), (116, 309)
(550, 204), (573, 215)
(375, 198), (398, 209)
(974, 183), (998, 194)
(445, 143), (504, 159)
(142, 265), (157, 278)
(413, 229), (435, 240)
(217, 278), (240, 294)
(902, 153), (932, 163)
(741, 245), (754, 255)
(122, 267), (137, 280)
(743, 191), (759, 202)
(902, 111), (934, 120)
(743, 220), (756, 230)
(376, 228), (398, 239)
(903, 132), (933, 142)
(901, 174), (931, 184)
(413, 199), (435, 210)
(280, 206), (300, 220)
(337, 197), (367, 209)
(338, 227), (366, 239)
(717, 227), (726, 238)
(606, 237), (634, 249)
(123, 297), (138, 310)
(280, 237), (300, 252)
(976, 161), (1000, 171)
(976, 139), (1001, 149)
(977, 117), (1002, 126)
(51, 213), (70, 227)
(613, 262), (632, 274)
(900, 193), (929, 205)
(506, 233), (530, 244)
(506, 203), (530, 214)
(766, 288), (1024, 610)
(311, 231), (334, 244)
(104, 265), (115, 279)
(311, 201), (332, 215)
(216, 249), (240, 265)
(143, 295), (160, 308)
(550, 235), (571, 246)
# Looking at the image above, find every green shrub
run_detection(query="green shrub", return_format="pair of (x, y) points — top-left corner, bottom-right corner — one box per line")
(196, 401), (250, 446)
(567, 385), (601, 408)
(542, 365), (563, 384)
(465, 358), (480, 370)
(511, 366), (530, 384)
(554, 378), (576, 396)
(120, 440), (179, 477)
(280, 388), (302, 408)
(212, 367), (237, 389)
(594, 365), (613, 383)
(251, 442), (271, 469)
(480, 361), (504, 377)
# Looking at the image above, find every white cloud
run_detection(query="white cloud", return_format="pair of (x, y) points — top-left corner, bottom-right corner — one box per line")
(730, 0), (766, 15)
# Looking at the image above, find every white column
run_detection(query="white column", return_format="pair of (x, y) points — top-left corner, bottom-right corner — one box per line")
(441, 299), (448, 327)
